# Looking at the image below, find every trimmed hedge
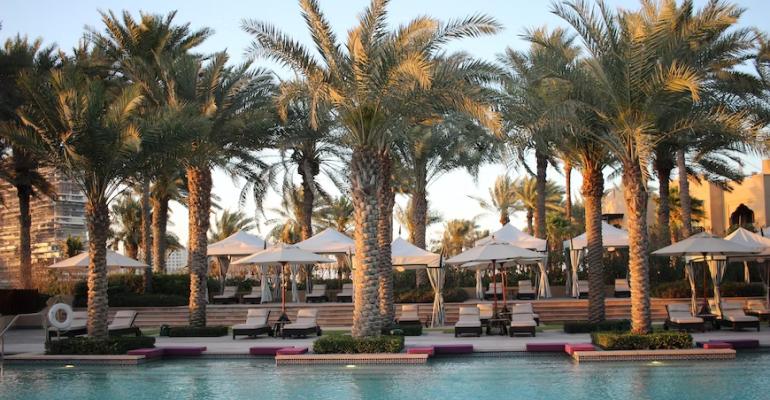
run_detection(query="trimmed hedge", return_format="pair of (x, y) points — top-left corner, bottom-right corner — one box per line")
(395, 287), (468, 303)
(46, 336), (155, 355)
(73, 274), (220, 307)
(651, 280), (766, 298)
(313, 334), (404, 354)
(165, 326), (229, 337)
(591, 331), (692, 350)
(563, 320), (630, 333)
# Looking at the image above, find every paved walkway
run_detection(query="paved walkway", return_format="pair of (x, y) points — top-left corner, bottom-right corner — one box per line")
(4, 327), (770, 356)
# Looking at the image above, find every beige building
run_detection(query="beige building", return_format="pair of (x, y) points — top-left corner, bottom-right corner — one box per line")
(601, 185), (656, 228)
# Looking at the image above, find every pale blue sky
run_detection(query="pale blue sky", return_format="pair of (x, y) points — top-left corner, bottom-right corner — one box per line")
(3, 0), (769, 245)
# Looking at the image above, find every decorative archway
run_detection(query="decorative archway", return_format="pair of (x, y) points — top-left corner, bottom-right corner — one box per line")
(729, 204), (755, 227)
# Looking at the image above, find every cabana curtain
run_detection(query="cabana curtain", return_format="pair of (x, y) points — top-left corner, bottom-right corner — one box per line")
(260, 264), (272, 303)
(684, 262), (698, 315)
(568, 249), (582, 298)
(536, 260), (551, 299)
(426, 266), (446, 327)
(708, 258), (727, 316)
(290, 264), (300, 303)
(475, 269), (484, 300)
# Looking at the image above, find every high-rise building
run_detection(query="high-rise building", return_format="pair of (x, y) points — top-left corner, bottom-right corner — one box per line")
(165, 247), (188, 273)
(0, 168), (87, 288)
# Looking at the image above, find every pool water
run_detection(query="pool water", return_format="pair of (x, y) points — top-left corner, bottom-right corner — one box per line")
(2, 353), (769, 400)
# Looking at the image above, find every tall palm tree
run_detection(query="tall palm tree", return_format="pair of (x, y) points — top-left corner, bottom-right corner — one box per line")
(510, 176), (564, 235)
(553, 0), (760, 333)
(266, 184), (306, 244)
(314, 195), (354, 234)
(0, 36), (58, 289)
(16, 46), (143, 338)
(150, 168), (186, 273)
(395, 199), (442, 245)
(210, 209), (257, 242)
(244, 0), (501, 336)
(111, 193), (142, 259)
(470, 175), (519, 226)
(437, 219), (485, 257)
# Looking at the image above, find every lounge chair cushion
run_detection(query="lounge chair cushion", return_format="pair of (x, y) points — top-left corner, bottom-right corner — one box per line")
(510, 314), (536, 327)
(477, 304), (494, 320)
(214, 286), (238, 299)
(518, 281), (535, 294)
(242, 287), (262, 299)
(233, 309), (269, 330)
(455, 307), (481, 328)
(400, 305), (420, 321)
(510, 303), (534, 315)
(667, 304), (702, 324)
(486, 283), (504, 294)
(285, 308), (318, 330)
(108, 310), (136, 330)
(746, 300), (768, 312)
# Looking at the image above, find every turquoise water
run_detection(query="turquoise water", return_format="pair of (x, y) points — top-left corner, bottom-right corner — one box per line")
(2, 353), (770, 400)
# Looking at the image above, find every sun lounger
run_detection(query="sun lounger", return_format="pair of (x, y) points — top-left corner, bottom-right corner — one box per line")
(577, 280), (589, 299)
(664, 303), (704, 332)
(212, 286), (239, 304)
(282, 308), (321, 338)
(241, 286), (262, 304)
(397, 304), (422, 326)
(510, 303), (540, 325)
(454, 306), (482, 337)
(717, 301), (760, 331)
(232, 309), (272, 339)
(48, 311), (88, 339)
(517, 281), (535, 300)
(477, 303), (494, 327)
(614, 279), (630, 298)
(305, 284), (328, 303)
(484, 281), (504, 300)
(108, 310), (141, 336)
(336, 283), (353, 302)
(509, 314), (537, 337)
(744, 300), (770, 322)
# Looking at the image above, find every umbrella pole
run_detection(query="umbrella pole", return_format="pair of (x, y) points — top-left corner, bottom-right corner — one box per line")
(700, 258), (709, 315)
(281, 262), (288, 319)
(492, 260), (498, 317)
(501, 268), (508, 311)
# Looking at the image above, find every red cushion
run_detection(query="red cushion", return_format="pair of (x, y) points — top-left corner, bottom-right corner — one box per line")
(127, 348), (164, 359)
(250, 346), (289, 356)
(565, 343), (595, 355)
(407, 347), (435, 356)
(276, 347), (308, 355)
(703, 342), (732, 350)
(526, 343), (567, 352)
(434, 344), (473, 354)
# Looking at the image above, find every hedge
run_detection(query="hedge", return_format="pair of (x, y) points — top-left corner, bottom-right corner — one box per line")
(313, 334), (404, 354)
(73, 274), (220, 307)
(564, 320), (631, 333)
(46, 336), (155, 355)
(591, 331), (692, 350)
(395, 287), (468, 303)
(651, 280), (766, 298)
(164, 326), (229, 337)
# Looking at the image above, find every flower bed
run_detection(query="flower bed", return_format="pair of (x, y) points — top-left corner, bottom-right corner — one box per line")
(313, 334), (404, 354)
(591, 331), (692, 350)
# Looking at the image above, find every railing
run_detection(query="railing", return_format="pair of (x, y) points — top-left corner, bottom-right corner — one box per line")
(0, 312), (46, 362)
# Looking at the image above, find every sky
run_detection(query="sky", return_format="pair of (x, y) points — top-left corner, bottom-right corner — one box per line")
(3, 0), (770, 246)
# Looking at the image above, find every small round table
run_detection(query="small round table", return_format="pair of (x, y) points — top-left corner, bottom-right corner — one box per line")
(488, 318), (509, 336)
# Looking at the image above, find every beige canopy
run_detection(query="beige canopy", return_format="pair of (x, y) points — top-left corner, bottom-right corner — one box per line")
(232, 244), (334, 266)
(475, 223), (547, 252)
(48, 250), (148, 269)
(391, 237), (441, 269)
(207, 230), (266, 256)
(296, 228), (354, 255)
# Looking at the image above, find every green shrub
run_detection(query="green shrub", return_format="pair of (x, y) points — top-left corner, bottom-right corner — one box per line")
(166, 326), (228, 337)
(591, 331), (692, 350)
(652, 280), (766, 298)
(313, 334), (404, 354)
(223, 277), (260, 292)
(46, 336), (155, 355)
(563, 320), (630, 333)
(395, 287), (468, 303)
(395, 324), (423, 336)
(73, 274), (220, 307)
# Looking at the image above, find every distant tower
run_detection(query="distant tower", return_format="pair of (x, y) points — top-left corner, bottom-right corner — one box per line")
(0, 168), (87, 288)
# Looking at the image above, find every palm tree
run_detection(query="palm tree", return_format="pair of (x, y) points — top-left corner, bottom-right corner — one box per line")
(210, 209), (256, 242)
(266, 184), (305, 244)
(436, 219), (486, 257)
(664, 186), (705, 243)
(111, 193), (142, 259)
(150, 168), (186, 273)
(470, 175), (519, 226)
(244, 0), (501, 336)
(314, 195), (354, 234)
(510, 176), (564, 235)
(0, 36), (58, 289)
(395, 199), (442, 245)
(552, 0), (760, 333)
(16, 46), (143, 338)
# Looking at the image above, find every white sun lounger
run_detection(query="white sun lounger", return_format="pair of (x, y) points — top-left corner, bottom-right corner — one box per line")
(232, 309), (271, 339)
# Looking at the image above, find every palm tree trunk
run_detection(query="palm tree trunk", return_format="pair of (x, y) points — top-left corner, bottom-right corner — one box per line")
(187, 165), (212, 328)
(655, 154), (672, 246)
(534, 150), (548, 239)
(299, 156), (315, 241)
(151, 194), (169, 273)
(676, 149), (692, 238)
(377, 150), (395, 329)
(412, 190), (428, 287)
(125, 244), (139, 260)
(500, 212), (510, 226)
(350, 147), (381, 337)
(85, 196), (110, 338)
(582, 162), (605, 323)
(564, 160), (572, 221)
(526, 209), (533, 234)
(16, 184), (33, 289)
(140, 179), (152, 293)
(622, 162), (652, 334)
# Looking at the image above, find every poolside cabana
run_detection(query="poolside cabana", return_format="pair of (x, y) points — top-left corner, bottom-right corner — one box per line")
(447, 241), (544, 316)
(47, 250), (148, 271)
(233, 244), (333, 317)
(207, 231), (269, 301)
(564, 222), (629, 298)
(652, 232), (758, 316)
(391, 237), (444, 326)
(296, 228), (355, 295)
(724, 227), (770, 289)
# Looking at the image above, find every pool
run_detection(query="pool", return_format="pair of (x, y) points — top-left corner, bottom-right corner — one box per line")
(2, 353), (769, 400)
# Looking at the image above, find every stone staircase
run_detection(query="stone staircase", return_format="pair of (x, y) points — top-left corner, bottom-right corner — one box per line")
(106, 297), (761, 328)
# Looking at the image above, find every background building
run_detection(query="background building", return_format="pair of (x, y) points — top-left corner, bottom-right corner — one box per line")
(166, 248), (188, 274)
(0, 169), (87, 288)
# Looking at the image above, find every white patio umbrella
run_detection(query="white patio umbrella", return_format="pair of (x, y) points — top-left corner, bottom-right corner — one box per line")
(207, 230), (268, 301)
(653, 232), (758, 315)
(724, 227), (770, 304)
(391, 237), (444, 327)
(476, 223), (547, 251)
(48, 250), (148, 269)
(447, 241), (544, 315)
(233, 245), (333, 316)
(296, 228), (355, 295)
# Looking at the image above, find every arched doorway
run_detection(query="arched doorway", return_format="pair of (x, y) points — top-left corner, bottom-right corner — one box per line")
(729, 204), (755, 227)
